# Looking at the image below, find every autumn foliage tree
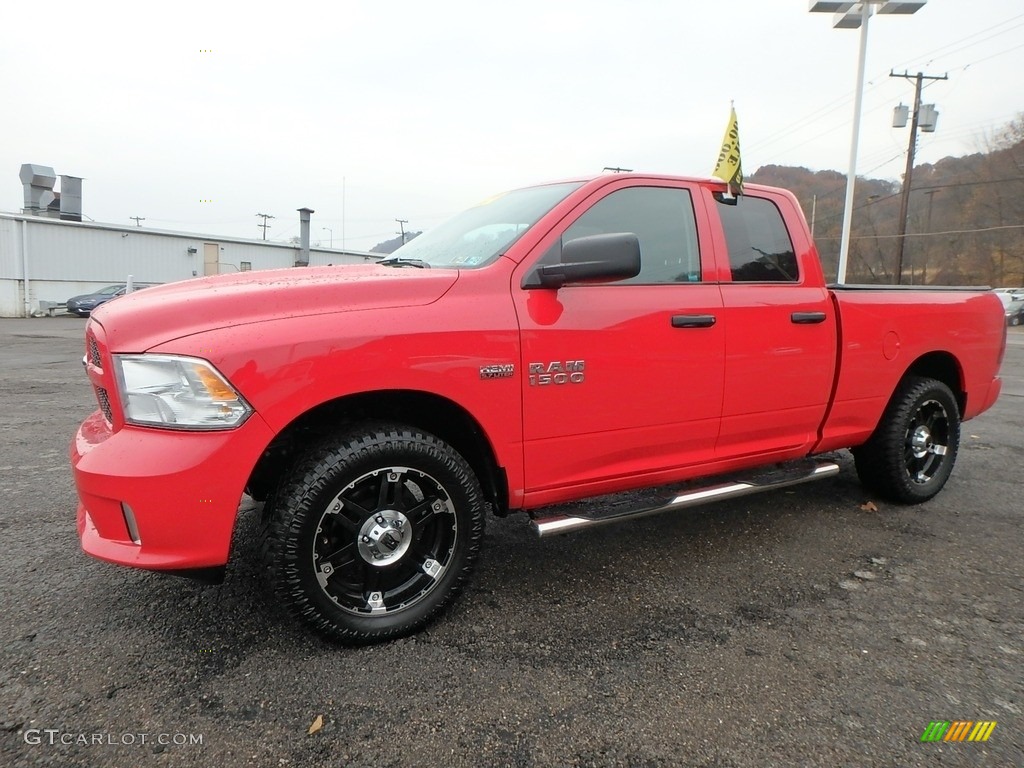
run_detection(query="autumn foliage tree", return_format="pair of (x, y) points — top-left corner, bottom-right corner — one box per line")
(749, 114), (1024, 286)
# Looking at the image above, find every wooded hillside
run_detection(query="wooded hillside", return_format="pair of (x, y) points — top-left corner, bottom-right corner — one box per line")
(749, 115), (1024, 286)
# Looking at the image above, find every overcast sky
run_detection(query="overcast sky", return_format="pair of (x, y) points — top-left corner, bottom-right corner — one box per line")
(2, 1), (1022, 250)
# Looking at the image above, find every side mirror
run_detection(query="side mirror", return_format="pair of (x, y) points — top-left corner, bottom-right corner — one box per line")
(525, 232), (641, 289)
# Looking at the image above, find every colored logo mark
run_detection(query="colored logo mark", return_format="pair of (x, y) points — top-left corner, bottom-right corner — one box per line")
(920, 721), (997, 742)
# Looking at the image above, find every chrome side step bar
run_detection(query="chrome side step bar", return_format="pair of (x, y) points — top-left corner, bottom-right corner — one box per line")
(531, 460), (840, 538)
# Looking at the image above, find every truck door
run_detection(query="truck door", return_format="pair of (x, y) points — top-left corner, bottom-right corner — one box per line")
(707, 189), (836, 459)
(512, 182), (725, 503)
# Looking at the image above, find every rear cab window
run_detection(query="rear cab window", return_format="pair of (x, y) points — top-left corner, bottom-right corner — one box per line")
(716, 196), (799, 282)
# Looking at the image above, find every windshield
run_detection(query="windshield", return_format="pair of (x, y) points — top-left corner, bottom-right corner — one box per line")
(96, 285), (125, 295)
(385, 182), (583, 268)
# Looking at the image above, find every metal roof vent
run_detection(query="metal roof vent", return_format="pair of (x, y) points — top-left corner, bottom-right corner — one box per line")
(60, 175), (83, 221)
(19, 164), (57, 214)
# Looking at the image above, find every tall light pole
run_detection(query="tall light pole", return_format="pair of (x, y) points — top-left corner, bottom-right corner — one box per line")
(322, 227), (333, 248)
(809, 1), (928, 284)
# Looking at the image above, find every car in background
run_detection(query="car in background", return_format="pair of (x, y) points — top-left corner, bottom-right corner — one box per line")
(66, 283), (160, 317)
(1006, 295), (1024, 326)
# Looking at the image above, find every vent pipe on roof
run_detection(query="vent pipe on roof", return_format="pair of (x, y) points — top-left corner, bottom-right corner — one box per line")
(296, 208), (314, 266)
(19, 164), (57, 215)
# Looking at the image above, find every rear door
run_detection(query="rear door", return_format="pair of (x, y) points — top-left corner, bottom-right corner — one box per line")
(704, 188), (836, 458)
(203, 243), (220, 276)
(512, 180), (725, 501)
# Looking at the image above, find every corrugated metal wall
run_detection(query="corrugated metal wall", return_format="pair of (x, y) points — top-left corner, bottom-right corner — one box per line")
(0, 213), (381, 316)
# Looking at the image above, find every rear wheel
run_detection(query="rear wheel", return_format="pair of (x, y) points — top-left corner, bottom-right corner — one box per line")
(853, 376), (960, 504)
(265, 424), (485, 644)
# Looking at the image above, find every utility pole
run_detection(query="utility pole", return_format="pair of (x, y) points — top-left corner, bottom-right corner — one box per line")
(256, 212), (275, 240)
(130, 216), (145, 227)
(891, 69), (947, 284)
(602, 166), (633, 174)
(395, 218), (409, 245)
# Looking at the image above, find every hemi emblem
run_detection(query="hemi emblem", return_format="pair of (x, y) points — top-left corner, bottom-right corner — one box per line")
(480, 363), (515, 380)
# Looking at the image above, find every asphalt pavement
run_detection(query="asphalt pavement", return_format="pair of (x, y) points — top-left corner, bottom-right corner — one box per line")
(1, 317), (1021, 767)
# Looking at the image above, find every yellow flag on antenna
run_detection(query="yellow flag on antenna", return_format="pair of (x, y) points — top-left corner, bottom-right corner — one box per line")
(712, 106), (743, 195)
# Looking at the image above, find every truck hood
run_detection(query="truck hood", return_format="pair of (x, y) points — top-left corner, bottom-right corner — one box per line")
(92, 265), (459, 352)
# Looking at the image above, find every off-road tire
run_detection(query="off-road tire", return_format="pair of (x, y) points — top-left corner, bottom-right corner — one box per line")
(853, 376), (960, 504)
(264, 424), (485, 645)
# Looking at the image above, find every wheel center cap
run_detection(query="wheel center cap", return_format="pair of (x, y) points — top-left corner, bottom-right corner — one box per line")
(910, 425), (931, 457)
(357, 510), (412, 566)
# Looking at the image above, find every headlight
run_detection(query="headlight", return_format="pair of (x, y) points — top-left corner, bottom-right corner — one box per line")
(113, 354), (252, 430)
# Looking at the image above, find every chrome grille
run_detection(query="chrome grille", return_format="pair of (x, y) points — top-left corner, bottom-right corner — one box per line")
(95, 386), (113, 423)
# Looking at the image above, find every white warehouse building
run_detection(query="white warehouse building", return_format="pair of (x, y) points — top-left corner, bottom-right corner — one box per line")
(0, 212), (381, 317)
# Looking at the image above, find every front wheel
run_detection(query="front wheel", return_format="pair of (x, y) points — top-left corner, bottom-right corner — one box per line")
(265, 424), (485, 644)
(853, 376), (961, 504)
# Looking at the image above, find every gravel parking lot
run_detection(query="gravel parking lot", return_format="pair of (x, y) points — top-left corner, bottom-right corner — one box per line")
(1, 317), (1021, 768)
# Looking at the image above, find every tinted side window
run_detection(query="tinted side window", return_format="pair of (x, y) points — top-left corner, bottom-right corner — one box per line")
(717, 196), (798, 282)
(555, 187), (701, 284)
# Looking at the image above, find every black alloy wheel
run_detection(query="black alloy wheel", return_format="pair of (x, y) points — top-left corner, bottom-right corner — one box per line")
(265, 424), (485, 644)
(853, 376), (961, 504)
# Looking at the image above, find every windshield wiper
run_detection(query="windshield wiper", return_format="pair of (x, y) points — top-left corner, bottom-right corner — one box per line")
(379, 257), (431, 269)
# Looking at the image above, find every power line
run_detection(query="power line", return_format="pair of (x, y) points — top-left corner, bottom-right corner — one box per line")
(957, 41), (1024, 72)
(920, 21), (1024, 68)
(754, 90), (910, 168)
(817, 223), (1024, 241)
(884, 12), (1024, 74)
(269, 222), (299, 242)
(915, 176), (1024, 192)
(807, 174), (1024, 232)
(751, 13), (1024, 162)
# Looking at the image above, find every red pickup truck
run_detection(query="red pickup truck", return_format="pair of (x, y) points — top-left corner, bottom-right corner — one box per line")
(72, 174), (1005, 644)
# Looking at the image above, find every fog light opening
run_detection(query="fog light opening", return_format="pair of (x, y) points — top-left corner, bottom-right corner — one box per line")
(120, 502), (142, 545)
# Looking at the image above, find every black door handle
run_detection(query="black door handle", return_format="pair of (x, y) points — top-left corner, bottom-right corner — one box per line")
(671, 314), (717, 328)
(791, 311), (827, 324)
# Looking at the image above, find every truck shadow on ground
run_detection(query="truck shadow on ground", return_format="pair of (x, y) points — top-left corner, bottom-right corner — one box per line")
(78, 453), (928, 685)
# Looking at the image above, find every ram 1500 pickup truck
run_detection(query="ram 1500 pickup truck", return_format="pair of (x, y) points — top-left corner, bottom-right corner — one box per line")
(71, 174), (1006, 644)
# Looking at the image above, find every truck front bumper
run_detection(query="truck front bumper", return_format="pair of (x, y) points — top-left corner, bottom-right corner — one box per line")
(71, 409), (276, 575)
